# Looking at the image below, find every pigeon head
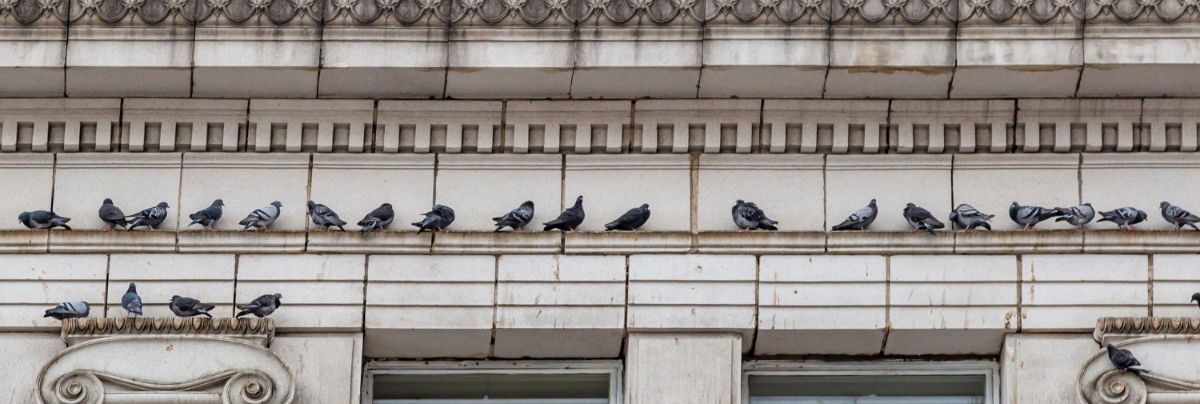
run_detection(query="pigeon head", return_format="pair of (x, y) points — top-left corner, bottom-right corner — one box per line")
(869, 199), (877, 206)
(17, 211), (29, 223)
(381, 203), (392, 208)
(736, 200), (745, 205)
(271, 201), (282, 208)
(157, 202), (170, 208)
(641, 203), (650, 209)
(213, 199), (224, 206)
(103, 198), (114, 205)
(274, 293), (283, 299)
(1106, 344), (1115, 353)
(306, 200), (315, 207)
(1192, 292), (1200, 302)
(1161, 201), (1171, 209)
(521, 201), (534, 207)
(127, 282), (136, 293)
(170, 295), (181, 301)
(905, 203), (916, 208)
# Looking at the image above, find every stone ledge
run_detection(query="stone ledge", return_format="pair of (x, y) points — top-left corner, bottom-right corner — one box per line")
(0, 231), (49, 252)
(954, 230), (1084, 254)
(306, 231), (431, 254)
(61, 317), (275, 347)
(177, 231), (306, 253)
(433, 231), (561, 254)
(827, 232), (955, 254)
(48, 231), (177, 253)
(696, 232), (824, 254)
(565, 232), (691, 254)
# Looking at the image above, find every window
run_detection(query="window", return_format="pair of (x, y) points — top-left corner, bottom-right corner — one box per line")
(364, 361), (622, 404)
(743, 361), (998, 404)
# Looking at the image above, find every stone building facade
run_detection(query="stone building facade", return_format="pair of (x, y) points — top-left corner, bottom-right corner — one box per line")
(3, 0), (1200, 401)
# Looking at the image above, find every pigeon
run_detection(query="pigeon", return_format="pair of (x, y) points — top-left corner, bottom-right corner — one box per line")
(544, 196), (585, 232)
(43, 301), (89, 320)
(1106, 344), (1149, 375)
(831, 199), (878, 231)
(236, 293), (282, 318)
(127, 202), (169, 231)
(1054, 203), (1096, 230)
(732, 200), (779, 231)
(1192, 292), (1200, 309)
(19, 210), (71, 230)
(187, 199), (224, 230)
(358, 203), (394, 233)
(412, 204), (455, 233)
(948, 203), (993, 231)
(1098, 207), (1147, 231)
(903, 203), (945, 234)
(1160, 201), (1200, 231)
(98, 198), (127, 230)
(308, 201), (347, 231)
(169, 295), (215, 318)
(1009, 202), (1063, 231)
(121, 282), (142, 317)
(493, 201), (535, 232)
(605, 204), (651, 231)
(239, 201), (282, 232)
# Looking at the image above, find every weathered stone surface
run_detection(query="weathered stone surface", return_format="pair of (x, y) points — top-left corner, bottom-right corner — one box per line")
(237, 255), (365, 331)
(697, 154), (824, 231)
(1150, 255), (1200, 318)
(48, 230), (177, 253)
(106, 254), (236, 318)
(756, 255), (887, 356)
(432, 231), (563, 255)
(0, 333), (63, 403)
(1002, 333), (1099, 404)
(0, 254), (107, 331)
(272, 333), (363, 403)
(625, 333), (741, 404)
(176, 231), (307, 253)
(435, 154), (560, 232)
(1021, 255), (1149, 331)
(54, 153), (183, 231)
(0, 154), (53, 231)
(627, 255), (756, 351)
(565, 232), (691, 254)
(695, 232), (825, 254)
(826, 155), (952, 232)
(180, 153), (310, 231)
(952, 154), (1080, 231)
(1082, 154), (1200, 231)
(564, 155), (691, 232)
(310, 154), (433, 233)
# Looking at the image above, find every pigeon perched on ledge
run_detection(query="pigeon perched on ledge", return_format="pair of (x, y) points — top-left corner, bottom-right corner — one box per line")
(605, 204), (650, 231)
(127, 202), (169, 231)
(170, 295), (215, 318)
(949, 203), (993, 231)
(19, 210), (71, 230)
(308, 201), (347, 231)
(1191, 292), (1200, 310)
(236, 293), (282, 318)
(1055, 203), (1096, 230)
(187, 199), (224, 231)
(44, 301), (89, 320)
(831, 199), (877, 231)
(121, 282), (142, 317)
(1160, 201), (1200, 231)
(544, 196), (585, 232)
(240, 201), (282, 232)
(1010, 202), (1062, 231)
(903, 203), (944, 234)
(413, 204), (455, 233)
(1098, 207), (1147, 231)
(1106, 344), (1149, 375)
(99, 198), (127, 230)
(494, 201), (535, 232)
(732, 200), (778, 231)
(358, 203), (394, 233)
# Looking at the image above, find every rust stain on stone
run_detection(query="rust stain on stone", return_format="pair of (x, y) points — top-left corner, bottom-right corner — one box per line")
(165, 344), (173, 351)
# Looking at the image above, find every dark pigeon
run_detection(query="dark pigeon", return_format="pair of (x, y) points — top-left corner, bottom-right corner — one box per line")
(127, 202), (169, 231)
(831, 199), (878, 231)
(1009, 202), (1063, 231)
(43, 301), (89, 320)
(1054, 203), (1096, 230)
(903, 203), (945, 234)
(544, 196), (585, 232)
(1106, 344), (1149, 375)
(240, 201), (282, 232)
(412, 204), (455, 233)
(358, 203), (394, 233)
(494, 201), (535, 232)
(121, 282), (142, 317)
(236, 293), (282, 318)
(187, 199), (224, 230)
(308, 201), (347, 231)
(169, 295), (215, 318)
(949, 203), (993, 231)
(732, 200), (779, 231)
(605, 204), (651, 231)
(1098, 207), (1147, 231)
(99, 198), (127, 230)
(19, 210), (71, 230)
(1160, 201), (1200, 231)
(1191, 292), (1200, 310)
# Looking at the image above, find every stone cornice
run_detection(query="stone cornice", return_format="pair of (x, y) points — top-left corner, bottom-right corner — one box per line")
(61, 317), (276, 346)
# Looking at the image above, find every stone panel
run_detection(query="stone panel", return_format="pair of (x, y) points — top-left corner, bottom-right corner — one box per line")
(697, 154), (824, 232)
(65, 22), (193, 97)
(106, 254), (236, 318)
(825, 155), (952, 232)
(179, 153), (310, 231)
(756, 255), (887, 356)
(54, 153), (183, 231)
(435, 154), (561, 232)
(1150, 254), (1200, 317)
(1079, 24), (1200, 97)
(627, 255), (756, 351)
(699, 25), (829, 98)
(886, 255), (1019, 355)
(237, 255), (365, 331)
(446, 27), (574, 99)
(0, 154), (54, 231)
(493, 255), (625, 358)
(573, 25), (703, 99)
(625, 333), (741, 404)
(0, 333), (63, 403)
(192, 24), (322, 98)
(365, 255), (496, 358)
(1081, 153), (1200, 231)
(319, 24), (447, 98)
(826, 25), (956, 98)
(1001, 333), (1099, 404)
(564, 155), (691, 232)
(0, 254), (107, 331)
(1020, 254), (1149, 331)
(272, 333), (363, 403)
(310, 154), (434, 233)
(953, 20), (1083, 98)
(952, 154), (1080, 231)
(0, 15), (66, 97)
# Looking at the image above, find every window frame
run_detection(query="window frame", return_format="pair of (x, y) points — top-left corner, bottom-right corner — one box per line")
(741, 360), (999, 404)
(362, 360), (624, 404)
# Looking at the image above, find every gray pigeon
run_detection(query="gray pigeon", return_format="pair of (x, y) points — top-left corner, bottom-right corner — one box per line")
(240, 201), (282, 232)
(43, 301), (89, 320)
(605, 204), (651, 231)
(358, 203), (394, 233)
(19, 210), (70, 230)
(1009, 202), (1063, 231)
(1106, 344), (1149, 375)
(831, 199), (878, 231)
(1098, 207), (1147, 231)
(1160, 201), (1200, 231)
(1054, 203), (1096, 230)
(99, 198), (127, 230)
(903, 203), (945, 234)
(412, 204), (455, 233)
(236, 293), (282, 318)
(169, 295), (215, 318)
(187, 199), (224, 230)
(308, 201), (347, 231)
(732, 200), (778, 231)
(494, 201), (535, 232)
(121, 282), (142, 316)
(949, 203), (993, 231)
(127, 202), (169, 231)
(544, 196), (585, 232)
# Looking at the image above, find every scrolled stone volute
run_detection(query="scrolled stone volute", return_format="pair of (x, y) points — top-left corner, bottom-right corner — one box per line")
(1089, 369), (1147, 404)
(1078, 335), (1200, 404)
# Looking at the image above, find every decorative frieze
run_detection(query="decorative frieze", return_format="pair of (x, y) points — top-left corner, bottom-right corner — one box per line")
(762, 100), (889, 154)
(248, 99), (375, 153)
(61, 317), (275, 346)
(122, 99), (248, 152)
(375, 101), (502, 153)
(504, 100), (629, 154)
(890, 100), (1015, 153)
(1016, 99), (1143, 153)
(0, 99), (119, 152)
(632, 99), (761, 154)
